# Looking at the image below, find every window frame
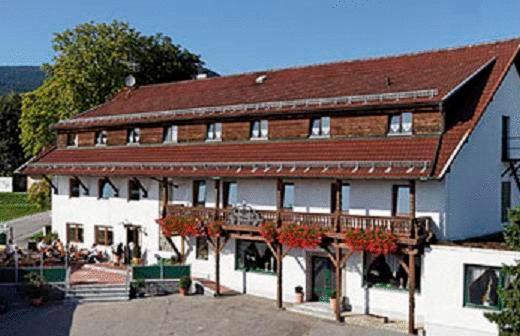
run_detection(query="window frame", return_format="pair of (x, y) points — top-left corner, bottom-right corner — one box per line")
(193, 180), (207, 207)
(223, 181), (238, 208)
(235, 239), (276, 275)
(282, 183), (295, 210)
(392, 185), (411, 217)
(94, 225), (113, 246)
(66, 133), (78, 147)
(463, 264), (505, 311)
(309, 116), (331, 138)
(250, 120), (269, 140)
(206, 122), (222, 141)
(66, 223), (84, 243)
(127, 128), (141, 145)
(69, 178), (81, 198)
(163, 125), (178, 144)
(341, 183), (351, 213)
(388, 112), (413, 136)
(98, 179), (115, 200)
(128, 179), (141, 201)
(363, 252), (422, 292)
(195, 236), (209, 260)
(95, 130), (108, 146)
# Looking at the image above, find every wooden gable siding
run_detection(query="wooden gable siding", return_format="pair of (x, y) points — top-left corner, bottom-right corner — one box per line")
(57, 133), (68, 149)
(414, 112), (443, 134)
(140, 127), (164, 144)
(108, 130), (127, 146)
(331, 115), (388, 137)
(78, 132), (95, 147)
(223, 121), (250, 141)
(178, 124), (206, 142)
(270, 118), (309, 140)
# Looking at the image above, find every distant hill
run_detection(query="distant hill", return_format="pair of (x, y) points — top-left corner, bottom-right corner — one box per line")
(0, 66), (45, 95)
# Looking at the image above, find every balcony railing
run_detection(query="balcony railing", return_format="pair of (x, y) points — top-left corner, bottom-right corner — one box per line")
(166, 205), (433, 243)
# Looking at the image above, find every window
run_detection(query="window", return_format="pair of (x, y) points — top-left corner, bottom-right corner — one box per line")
(128, 179), (141, 201)
(282, 183), (295, 209)
(95, 130), (107, 146)
(393, 185), (410, 216)
(193, 180), (206, 206)
(364, 253), (421, 291)
(310, 116), (330, 137)
(223, 182), (238, 208)
(67, 223), (84, 243)
(66, 133), (78, 147)
(341, 183), (351, 213)
(163, 125), (178, 143)
(251, 120), (269, 139)
(501, 181), (511, 223)
(206, 122), (222, 141)
(196, 237), (209, 260)
(94, 225), (113, 246)
(127, 128), (141, 144)
(98, 179), (115, 199)
(235, 240), (276, 274)
(69, 178), (80, 198)
(388, 112), (413, 135)
(463, 265), (512, 310)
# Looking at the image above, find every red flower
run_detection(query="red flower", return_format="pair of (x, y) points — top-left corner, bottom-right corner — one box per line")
(344, 228), (367, 252)
(156, 215), (202, 237)
(364, 228), (398, 256)
(206, 221), (223, 237)
(259, 222), (278, 243)
(278, 224), (323, 250)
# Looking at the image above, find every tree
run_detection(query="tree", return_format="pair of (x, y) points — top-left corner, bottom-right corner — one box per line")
(20, 20), (204, 156)
(0, 93), (25, 176)
(485, 207), (520, 335)
(27, 180), (51, 210)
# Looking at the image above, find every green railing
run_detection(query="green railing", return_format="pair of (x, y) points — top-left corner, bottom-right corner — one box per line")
(0, 267), (67, 283)
(132, 265), (190, 281)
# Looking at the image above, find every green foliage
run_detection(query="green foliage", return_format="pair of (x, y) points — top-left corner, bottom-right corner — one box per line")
(0, 93), (25, 175)
(20, 20), (204, 156)
(0, 66), (45, 95)
(24, 272), (49, 299)
(179, 276), (191, 290)
(485, 207), (520, 335)
(31, 230), (58, 244)
(27, 180), (51, 210)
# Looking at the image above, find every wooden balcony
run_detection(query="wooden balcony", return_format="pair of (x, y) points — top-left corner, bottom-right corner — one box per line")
(166, 205), (433, 245)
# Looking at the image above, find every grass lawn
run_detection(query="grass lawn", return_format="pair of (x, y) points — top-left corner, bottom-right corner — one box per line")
(0, 192), (46, 222)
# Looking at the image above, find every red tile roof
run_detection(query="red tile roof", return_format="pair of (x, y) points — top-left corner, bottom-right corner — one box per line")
(22, 38), (520, 179)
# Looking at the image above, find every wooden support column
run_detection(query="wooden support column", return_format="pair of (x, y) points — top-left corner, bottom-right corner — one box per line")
(276, 178), (283, 309)
(214, 179), (221, 296)
(162, 178), (168, 217)
(408, 248), (417, 335)
(409, 180), (416, 218)
(335, 244), (343, 322)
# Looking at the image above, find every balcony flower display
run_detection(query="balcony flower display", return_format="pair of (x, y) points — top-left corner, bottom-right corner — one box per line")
(344, 228), (367, 252)
(278, 223), (323, 250)
(364, 228), (398, 256)
(206, 220), (223, 237)
(157, 215), (202, 237)
(259, 221), (278, 243)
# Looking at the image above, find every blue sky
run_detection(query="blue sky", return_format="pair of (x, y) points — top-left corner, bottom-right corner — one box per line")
(1, 0), (519, 75)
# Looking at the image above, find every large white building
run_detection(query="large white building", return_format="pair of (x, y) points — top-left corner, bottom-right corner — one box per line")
(20, 38), (520, 336)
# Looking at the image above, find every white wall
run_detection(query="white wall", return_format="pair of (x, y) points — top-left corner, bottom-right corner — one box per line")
(52, 176), (162, 261)
(423, 245), (520, 336)
(446, 65), (520, 239)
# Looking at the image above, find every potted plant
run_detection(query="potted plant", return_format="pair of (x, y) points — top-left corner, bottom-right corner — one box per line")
(130, 279), (146, 299)
(329, 290), (337, 310)
(24, 272), (48, 306)
(179, 276), (191, 296)
(295, 286), (304, 304)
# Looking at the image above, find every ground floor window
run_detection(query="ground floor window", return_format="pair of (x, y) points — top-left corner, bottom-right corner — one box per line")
(67, 223), (84, 243)
(463, 264), (510, 310)
(364, 253), (421, 291)
(196, 237), (209, 260)
(235, 239), (276, 274)
(94, 225), (113, 246)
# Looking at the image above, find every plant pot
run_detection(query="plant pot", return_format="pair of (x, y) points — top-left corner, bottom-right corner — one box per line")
(179, 287), (187, 296)
(329, 297), (337, 310)
(31, 297), (43, 306)
(295, 292), (304, 304)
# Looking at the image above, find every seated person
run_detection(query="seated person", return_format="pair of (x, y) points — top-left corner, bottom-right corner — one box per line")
(87, 244), (100, 264)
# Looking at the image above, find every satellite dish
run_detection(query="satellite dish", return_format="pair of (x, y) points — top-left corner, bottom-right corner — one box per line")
(125, 75), (136, 88)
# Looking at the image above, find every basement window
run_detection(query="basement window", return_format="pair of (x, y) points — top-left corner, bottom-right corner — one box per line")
(235, 239), (276, 274)
(364, 254), (421, 292)
(309, 116), (330, 138)
(463, 264), (510, 310)
(388, 112), (413, 135)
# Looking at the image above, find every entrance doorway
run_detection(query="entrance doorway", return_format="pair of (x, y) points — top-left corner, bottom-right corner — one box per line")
(310, 256), (336, 302)
(126, 226), (141, 246)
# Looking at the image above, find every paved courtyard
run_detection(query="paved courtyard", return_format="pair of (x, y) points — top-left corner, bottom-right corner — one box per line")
(0, 294), (405, 336)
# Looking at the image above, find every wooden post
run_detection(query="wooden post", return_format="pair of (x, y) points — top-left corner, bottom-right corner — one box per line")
(276, 178), (283, 309)
(409, 180), (416, 219)
(408, 248), (417, 335)
(335, 244), (343, 322)
(214, 179), (221, 296)
(162, 177), (169, 217)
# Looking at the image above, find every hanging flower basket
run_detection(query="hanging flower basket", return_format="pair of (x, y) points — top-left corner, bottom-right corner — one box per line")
(364, 228), (398, 256)
(278, 224), (323, 250)
(343, 228), (368, 252)
(157, 215), (202, 237)
(259, 221), (278, 243)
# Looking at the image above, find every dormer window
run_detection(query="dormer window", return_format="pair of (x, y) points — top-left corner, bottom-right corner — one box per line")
(66, 133), (78, 147)
(310, 116), (330, 138)
(388, 112), (413, 135)
(251, 120), (268, 140)
(163, 125), (178, 143)
(95, 130), (107, 146)
(127, 128), (141, 144)
(206, 122), (222, 141)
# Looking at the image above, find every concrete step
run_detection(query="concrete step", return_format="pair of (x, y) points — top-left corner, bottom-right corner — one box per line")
(65, 283), (130, 304)
(286, 302), (336, 321)
(71, 296), (130, 304)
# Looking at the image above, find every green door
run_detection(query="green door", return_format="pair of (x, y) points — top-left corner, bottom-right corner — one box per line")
(311, 256), (336, 302)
